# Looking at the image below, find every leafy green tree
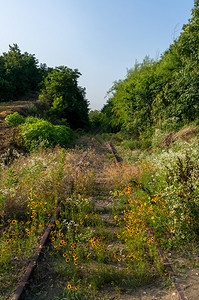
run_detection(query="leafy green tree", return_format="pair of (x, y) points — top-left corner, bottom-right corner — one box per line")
(0, 44), (42, 101)
(151, 43), (182, 125)
(0, 55), (12, 100)
(89, 110), (102, 132)
(101, 100), (122, 133)
(39, 66), (89, 130)
(104, 1), (199, 136)
(152, 1), (199, 124)
(172, 1), (199, 122)
(106, 57), (157, 135)
(6, 44), (40, 97)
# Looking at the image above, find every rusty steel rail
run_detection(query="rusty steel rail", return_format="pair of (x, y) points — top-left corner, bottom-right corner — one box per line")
(10, 149), (89, 300)
(105, 141), (187, 300)
(10, 204), (61, 300)
(155, 245), (187, 300)
(105, 141), (122, 168)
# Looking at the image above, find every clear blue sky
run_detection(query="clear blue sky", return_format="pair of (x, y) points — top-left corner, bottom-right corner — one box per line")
(0, 0), (194, 110)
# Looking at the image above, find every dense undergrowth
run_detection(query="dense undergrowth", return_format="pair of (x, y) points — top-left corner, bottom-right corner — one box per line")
(0, 128), (199, 299)
(116, 128), (199, 246)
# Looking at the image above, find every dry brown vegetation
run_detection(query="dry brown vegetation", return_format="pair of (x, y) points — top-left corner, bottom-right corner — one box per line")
(174, 126), (199, 142)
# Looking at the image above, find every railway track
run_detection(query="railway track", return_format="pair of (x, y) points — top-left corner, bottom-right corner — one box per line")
(9, 146), (91, 300)
(10, 204), (61, 300)
(7, 138), (121, 299)
(7, 137), (187, 299)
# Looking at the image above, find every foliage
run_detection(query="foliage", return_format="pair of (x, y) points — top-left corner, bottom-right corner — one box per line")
(0, 44), (44, 101)
(39, 66), (89, 130)
(20, 118), (72, 151)
(5, 112), (72, 151)
(89, 110), (102, 132)
(104, 57), (158, 136)
(101, 2), (199, 139)
(5, 112), (25, 126)
(0, 45), (89, 132)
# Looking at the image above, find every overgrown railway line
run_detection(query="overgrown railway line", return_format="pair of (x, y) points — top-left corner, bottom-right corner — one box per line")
(10, 144), (91, 300)
(5, 137), (187, 300)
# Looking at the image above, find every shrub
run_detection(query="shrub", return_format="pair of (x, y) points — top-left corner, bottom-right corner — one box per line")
(5, 112), (25, 126)
(146, 139), (199, 245)
(20, 118), (72, 151)
(24, 116), (40, 124)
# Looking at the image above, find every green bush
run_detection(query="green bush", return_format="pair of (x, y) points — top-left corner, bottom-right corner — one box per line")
(5, 112), (25, 126)
(19, 118), (72, 151)
(5, 113), (73, 151)
(25, 116), (40, 124)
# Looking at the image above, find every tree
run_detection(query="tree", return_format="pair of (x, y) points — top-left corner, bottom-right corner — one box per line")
(106, 57), (157, 135)
(172, 1), (199, 121)
(0, 44), (42, 101)
(39, 66), (89, 130)
(104, 1), (199, 135)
